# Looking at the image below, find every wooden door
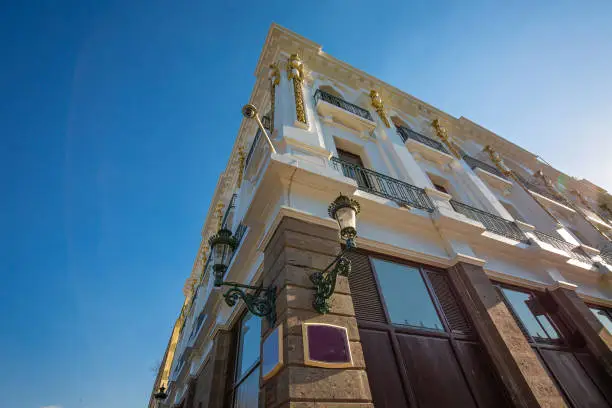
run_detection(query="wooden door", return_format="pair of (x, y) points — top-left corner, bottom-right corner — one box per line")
(348, 251), (510, 408)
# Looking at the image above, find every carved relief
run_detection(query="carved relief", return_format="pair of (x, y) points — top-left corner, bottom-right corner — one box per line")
(432, 119), (462, 159)
(369, 90), (390, 127)
(287, 54), (307, 125)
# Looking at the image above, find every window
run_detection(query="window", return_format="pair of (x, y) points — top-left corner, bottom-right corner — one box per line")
(501, 202), (526, 223)
(230, 313), (261, 408)
(336, 149), (371, 190)
(371, 258), (444, 331)
(433, 183), (449, 194)
(567, 227), (591, 247)
(497, 286), (560, 341)
(589, 306), (612, 334)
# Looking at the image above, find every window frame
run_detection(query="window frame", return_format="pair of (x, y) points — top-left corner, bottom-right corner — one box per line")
(226, 311), (262, 408)
(367, 253), (473, 340)
(588, 305), (612, 334)
(494, 283), (565, 347)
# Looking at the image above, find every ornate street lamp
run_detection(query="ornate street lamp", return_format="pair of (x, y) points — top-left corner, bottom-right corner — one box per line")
(209, 229), (276, 325)
(311, 194), (361, 314)
(153, 386), (167, 408)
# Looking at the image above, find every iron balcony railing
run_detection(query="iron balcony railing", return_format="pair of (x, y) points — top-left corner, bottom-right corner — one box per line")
(514, 174), (571, 205)
(396, 126), (449, 154)
(244, 115), (271, 167)
(330, 157), (434, 212)
(314, 89), (374, 122)
(463, 155), (507, 179)
(600, 249), (612, 265)
(220, 194), (238, 229)
(532, 231), (592, 264)
(450, 200), (528, 242)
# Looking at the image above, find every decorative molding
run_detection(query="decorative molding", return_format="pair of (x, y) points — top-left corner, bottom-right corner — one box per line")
(268, 62), (280, 133)
(369, 90), (390, 128)
(287, 54), (307, 125)
(431, 119), (462, 159)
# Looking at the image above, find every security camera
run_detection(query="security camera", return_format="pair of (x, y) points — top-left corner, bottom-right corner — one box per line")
(242, 104), (257, 119)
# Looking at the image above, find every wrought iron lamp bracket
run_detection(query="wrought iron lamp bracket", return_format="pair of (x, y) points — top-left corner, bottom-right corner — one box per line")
(220, 281), (277, 325)
(310, 242), (354, 314)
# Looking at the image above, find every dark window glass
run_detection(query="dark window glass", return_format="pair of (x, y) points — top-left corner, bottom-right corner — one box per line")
(233, 367), (260, 408)
(236, 313), (261, 380)
(336, 148), (364, 167)
(372, 258), (444, 331)
(231, 312), (261, 408)
(433, 184), (449, 194)
(589, 307), (612, 334)
(501, 287), (559, 340)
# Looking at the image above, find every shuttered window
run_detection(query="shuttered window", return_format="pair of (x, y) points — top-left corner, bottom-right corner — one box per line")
(346, 251), (386, 323)
(347, 252), (474, 336)
(372, 258), (444, 331)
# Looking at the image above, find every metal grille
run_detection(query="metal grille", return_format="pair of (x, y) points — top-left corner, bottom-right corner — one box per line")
(514, 174), (570, 205)
(396, 126), (449, 154)
(463, 155), (507, 179)
(346, 251), (387, 323)
(313, 89), (374, 121)
(244, 128), (262, 167)
(450, 200), (528, 242)
(261, 115), (271, 130)
(426, 270), (473, 336)
(533, 231), (592, 264)
(331, 157), (434, 212)
(221, 193), (238, 229)
(600, 247), (612, 265)
(244, 115), (270, 168)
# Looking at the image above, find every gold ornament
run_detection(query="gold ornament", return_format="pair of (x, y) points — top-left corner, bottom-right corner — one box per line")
(287, 54), (307, 125)
(432, 119), (462, 158)
(369, 90), (390, 128)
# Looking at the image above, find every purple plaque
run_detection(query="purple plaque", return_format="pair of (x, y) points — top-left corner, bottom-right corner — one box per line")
(303, 323), (352, 367)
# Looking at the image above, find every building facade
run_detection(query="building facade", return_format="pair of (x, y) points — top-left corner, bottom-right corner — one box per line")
(149, 24), (612, 408)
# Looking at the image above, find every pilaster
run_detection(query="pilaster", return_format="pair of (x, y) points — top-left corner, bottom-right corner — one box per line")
(548, 286), (612, 376)
(448, 262), (567, 408)
(261, 217), (373, 408)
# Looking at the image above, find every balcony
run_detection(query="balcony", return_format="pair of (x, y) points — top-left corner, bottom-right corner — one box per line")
(532, 230), (592, 264)
(330, 157), (434, 212)
(463, 155), (513, 192)
(314, 89), (376, 134)
(463, 156), (506, 179)
(450, 200), (528, 243)
(515, 174), (573, 210)
(396, 125), (455, 166)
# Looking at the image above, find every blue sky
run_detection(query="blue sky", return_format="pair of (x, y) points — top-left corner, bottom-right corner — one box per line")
(1, 1), (611, 407)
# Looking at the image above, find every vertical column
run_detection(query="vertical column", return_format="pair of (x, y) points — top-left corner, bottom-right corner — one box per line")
(448, 262), (567, 408)
(261, 217), (373, 408)
(368, 90), (434, 188)
(205, 330), (233, 408)
(549, 285), (612, 376)
(431, 119), (513, 218)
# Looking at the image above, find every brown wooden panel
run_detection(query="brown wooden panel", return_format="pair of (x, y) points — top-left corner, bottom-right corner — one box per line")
(540, 348), (610, 408)
(574, 352), (612, 405)
(347, 251), (386, 323)
(396, 333), (477, 408)
(454, 341), (512, 408)
(426, 270), (473, 336)
(359, 328), (410, 408)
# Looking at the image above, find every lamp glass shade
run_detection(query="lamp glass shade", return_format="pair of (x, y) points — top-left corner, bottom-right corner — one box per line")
(209, 229), (237, 271)
(335, 206), (356, 232)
